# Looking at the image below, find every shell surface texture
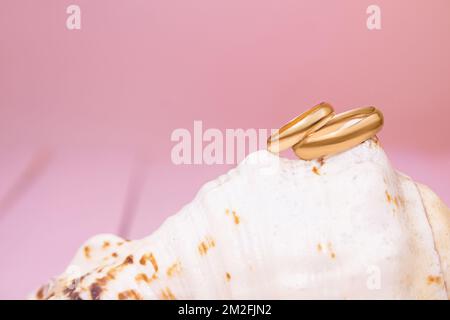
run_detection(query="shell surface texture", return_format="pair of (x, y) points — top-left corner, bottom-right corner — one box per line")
(32, 140), (450, 300)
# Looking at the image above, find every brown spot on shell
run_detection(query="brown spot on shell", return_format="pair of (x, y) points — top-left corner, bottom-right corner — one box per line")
(167, 261), (182, 277)
(393, 197), (399, 208)
(97, 270), (115, 286)
(89, 283), (102, 300)
(232, 211), (240, 225)
(95, 257), (135, 287)
(312, 166), (320, 175)
(112, 252), (118, 258)
(149, 253), (158, 272)
(67, 290), (82, 300)
(385, 191), (403, 212)
(317, 242), (335, 258)
(427, 275), (442, 285)
(118, 290), (142, 300)
(199, 242), (207, 255)
(225, 272), (231, 281)
(160, 287), (176, 300)
(135, 273), (157, 284)
(36, 286), (45, 300)
(226, 209), (240, 224)
(198, 236), (216, 256)
(140, 253), (158, 273)
(63, 279), (78, 298)
(37, 286), (46, 299)
(317, 157), (325, 167)
(102, 241), (110, 249)
(83, 246), (91, 259)
(385, 190), (392, 203)
(123, 255), (134, 265)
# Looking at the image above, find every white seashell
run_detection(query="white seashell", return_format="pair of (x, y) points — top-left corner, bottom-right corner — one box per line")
(31, 140), (449, 300)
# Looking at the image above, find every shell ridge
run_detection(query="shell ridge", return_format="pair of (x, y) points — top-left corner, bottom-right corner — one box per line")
(412, 180), (449, 297)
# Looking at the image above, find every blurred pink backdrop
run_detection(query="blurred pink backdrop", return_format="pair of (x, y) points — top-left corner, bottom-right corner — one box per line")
(1, 0), (449, 298)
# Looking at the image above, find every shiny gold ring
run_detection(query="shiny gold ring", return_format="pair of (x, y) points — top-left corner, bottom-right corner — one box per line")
(267, 102), (334, 153)
(292, 106), (384, 160)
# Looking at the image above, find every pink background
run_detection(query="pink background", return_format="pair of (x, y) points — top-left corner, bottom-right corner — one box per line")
(1, 0), (449, 299)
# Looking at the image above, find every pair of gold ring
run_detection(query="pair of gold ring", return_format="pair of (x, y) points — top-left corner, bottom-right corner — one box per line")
(267, 102), (384, 160)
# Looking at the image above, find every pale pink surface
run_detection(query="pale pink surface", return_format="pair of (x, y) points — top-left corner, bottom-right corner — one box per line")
(0, 1), (450, 298)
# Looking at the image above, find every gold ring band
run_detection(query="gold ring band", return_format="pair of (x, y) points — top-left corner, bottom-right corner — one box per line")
(267, 102), (334, 153)
(292, 106), (384, 160)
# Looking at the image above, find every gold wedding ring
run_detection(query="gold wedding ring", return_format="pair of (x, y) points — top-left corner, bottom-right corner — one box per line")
(268, 104), (384, 160)
(293, 106), (384, 160)
(267, 102), (334, 153)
